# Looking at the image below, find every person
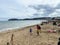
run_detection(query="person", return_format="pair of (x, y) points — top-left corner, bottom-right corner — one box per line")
(53, 21), (57, 25)
(36, 25), (41, 35)
(41, 23), (43, 25)
(29, 28), (32, 35)
(58, 37), (60, 45)
(7, 42), (9, 45)
(11, 34), (14, 45)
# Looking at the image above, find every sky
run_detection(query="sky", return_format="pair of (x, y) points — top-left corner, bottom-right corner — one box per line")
(0, 0), (60, 20)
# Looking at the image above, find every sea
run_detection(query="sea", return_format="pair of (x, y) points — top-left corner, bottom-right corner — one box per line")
(0, 20), (47, 32)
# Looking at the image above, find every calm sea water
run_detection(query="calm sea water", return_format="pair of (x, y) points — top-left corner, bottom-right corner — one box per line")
(0, 20), (47, 32)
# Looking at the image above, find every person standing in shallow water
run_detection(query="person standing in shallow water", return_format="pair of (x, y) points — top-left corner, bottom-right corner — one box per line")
(58, 37), (60, 45)
(36, 25), (41, 35)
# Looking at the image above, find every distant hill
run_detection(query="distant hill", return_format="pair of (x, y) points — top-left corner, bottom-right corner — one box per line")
(8, 18), (19, 21)
(8, 17), (60, 21)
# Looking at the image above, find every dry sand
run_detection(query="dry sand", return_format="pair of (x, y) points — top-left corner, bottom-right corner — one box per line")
(0, 23), (60, 45)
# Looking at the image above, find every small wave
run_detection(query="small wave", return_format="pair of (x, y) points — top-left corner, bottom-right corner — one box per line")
(0, 20), (47, 32)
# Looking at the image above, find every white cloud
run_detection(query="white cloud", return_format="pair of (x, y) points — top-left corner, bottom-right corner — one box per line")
(0, 0), (60, 20)
(38, 9), (46, 14)
(49, 11), (60, 17)
(16, 0), (60, 7)
(49, 9), (60, 17)
(56, 9), (60, 13)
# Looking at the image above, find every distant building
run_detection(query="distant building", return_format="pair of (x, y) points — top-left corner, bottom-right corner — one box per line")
(55, 17), (60, 23)
(51, 17), (60, 23)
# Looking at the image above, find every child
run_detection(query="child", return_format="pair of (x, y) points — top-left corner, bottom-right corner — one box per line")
(7, 42), (9, 45)
(29, 28), (32, 35)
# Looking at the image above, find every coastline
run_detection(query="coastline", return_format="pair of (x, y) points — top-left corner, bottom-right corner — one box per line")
(0, 20), (44, 32)
(0, 23), (39, 33)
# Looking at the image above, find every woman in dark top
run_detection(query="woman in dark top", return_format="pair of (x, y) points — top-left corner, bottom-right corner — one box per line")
(37, 25), (41, 30)
(36, 25), (41, 35)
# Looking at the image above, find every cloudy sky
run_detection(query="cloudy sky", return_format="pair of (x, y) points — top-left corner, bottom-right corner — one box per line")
(0, 0), (60, 20)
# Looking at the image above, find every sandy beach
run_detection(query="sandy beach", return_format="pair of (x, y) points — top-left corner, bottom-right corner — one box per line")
(0, 23), (60, 45)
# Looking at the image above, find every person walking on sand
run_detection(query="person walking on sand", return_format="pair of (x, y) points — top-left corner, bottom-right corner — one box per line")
(36, 25), (41, 35)
(29, 28), (32, 35)
(58, 37), (60, 45)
